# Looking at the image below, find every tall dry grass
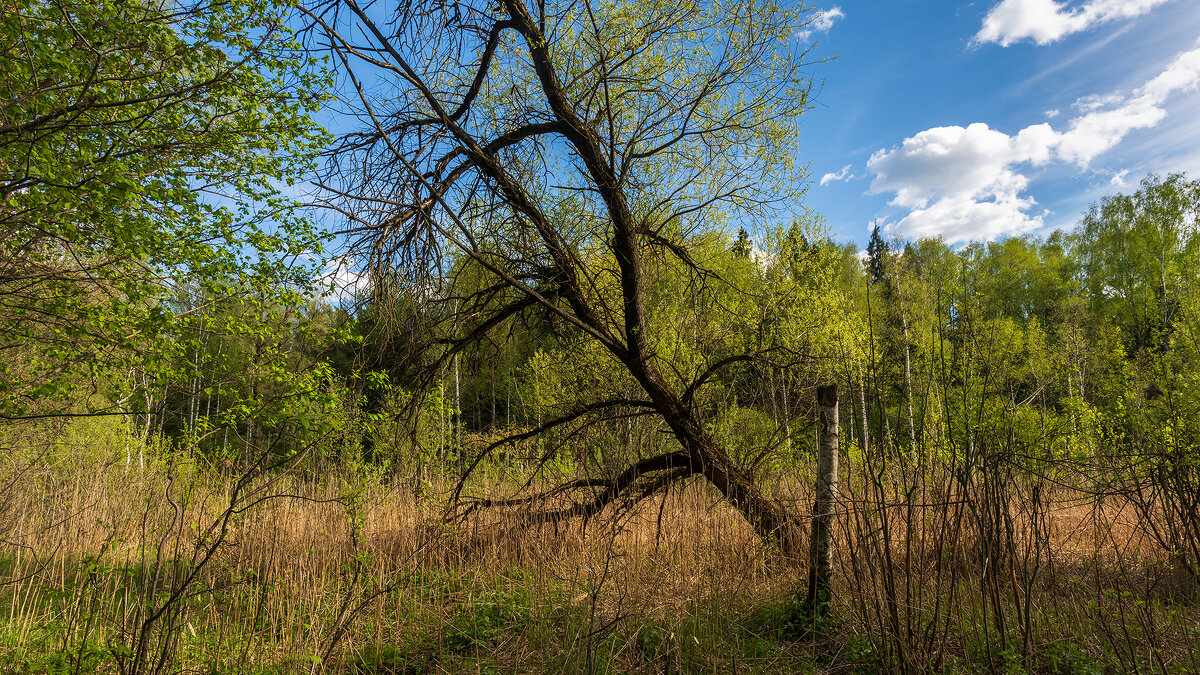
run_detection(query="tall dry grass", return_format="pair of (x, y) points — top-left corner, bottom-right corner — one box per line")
(0, 424), (816, 673)
(834, 452), (1200, 673)
(3, 420), (1200, 673)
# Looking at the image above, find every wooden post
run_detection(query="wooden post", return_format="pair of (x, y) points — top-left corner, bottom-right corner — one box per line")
(806, 384), (839, 615)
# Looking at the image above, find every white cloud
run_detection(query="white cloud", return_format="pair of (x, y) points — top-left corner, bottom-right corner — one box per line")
(887, 194), (1046, 242)
(813, 6), (844, 32)
(975, 0), (1173, 47)
(1056, 44), (1200, 163)
(796, 6), (844, 41)
(1072, 92), (1125, 113)
(819, 163), (856, 185)
(865, 43), (1200, 243)
(1045, 108), (1061, 118)
(868, 123), (1023, 209)
(867, 123), (1048, 242)
(320, 256), (370, 301)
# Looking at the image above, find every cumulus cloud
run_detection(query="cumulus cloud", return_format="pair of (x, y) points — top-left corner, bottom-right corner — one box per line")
(865, 43), (1200, 243)
(867, 123), (1048, 241)
(819, 164), (856, 185)
(797, 6), (844, 41)
(975, 0), (1173, 47)
(887, 194), (1045, 242)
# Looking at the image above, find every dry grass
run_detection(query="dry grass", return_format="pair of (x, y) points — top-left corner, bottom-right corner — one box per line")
(3, 430), (1200, 673)
(0, 434), (817, 674)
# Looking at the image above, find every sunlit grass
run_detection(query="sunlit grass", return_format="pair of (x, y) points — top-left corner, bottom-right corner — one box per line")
(3, 432), (1200, 672)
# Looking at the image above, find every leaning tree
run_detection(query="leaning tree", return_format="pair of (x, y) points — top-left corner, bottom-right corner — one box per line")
(308, 0), (821, 553)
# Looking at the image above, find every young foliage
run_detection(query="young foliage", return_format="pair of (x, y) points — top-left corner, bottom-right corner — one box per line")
(310, 0), (823, 551)
(0, 0), (331, 419)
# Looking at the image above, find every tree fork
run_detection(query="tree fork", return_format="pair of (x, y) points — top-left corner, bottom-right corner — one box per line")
(314, 0), (814, 559)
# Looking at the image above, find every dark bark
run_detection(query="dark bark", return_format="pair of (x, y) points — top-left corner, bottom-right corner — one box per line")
(806, 384), (838, 613)
(311, 0), (808, 556)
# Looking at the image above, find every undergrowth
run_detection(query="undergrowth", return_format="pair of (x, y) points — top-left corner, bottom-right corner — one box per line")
(2, 430), (1199, 673)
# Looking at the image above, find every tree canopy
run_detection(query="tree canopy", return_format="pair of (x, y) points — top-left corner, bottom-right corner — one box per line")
(0, 0), (329, 419)
(308, 0), (822, 550)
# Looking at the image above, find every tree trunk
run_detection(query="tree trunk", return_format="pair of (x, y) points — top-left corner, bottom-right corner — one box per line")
(319, 0), (810, 557)
(806, 384), (838, 614)
(438, 371), (446, 463)
(901, 312), (917, 451)
(858, 363), (870, 455)
(845, 376), (855, 450)
(454, 349), (461, 470)
(783, 368), (792, 456)
(632, 365), (801, 556)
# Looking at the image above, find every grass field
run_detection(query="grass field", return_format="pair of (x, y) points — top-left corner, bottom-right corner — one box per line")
(3, 428), (1200, 673)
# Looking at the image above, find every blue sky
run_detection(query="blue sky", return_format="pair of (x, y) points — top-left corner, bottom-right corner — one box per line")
(797, 0), (1200, 248)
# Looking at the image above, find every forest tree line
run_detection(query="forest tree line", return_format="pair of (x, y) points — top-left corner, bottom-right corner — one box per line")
(9, 165), (1200, 512)
(2, 0), (1200, 563)
(8, 0), (1200, 669)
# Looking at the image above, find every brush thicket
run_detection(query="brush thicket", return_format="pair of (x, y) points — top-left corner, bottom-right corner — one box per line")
(2, 420), (1199, 673)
